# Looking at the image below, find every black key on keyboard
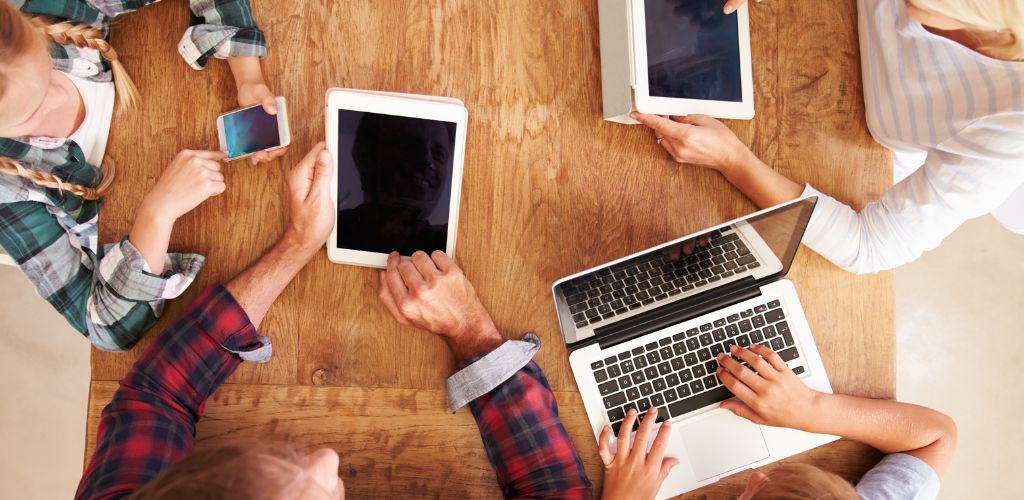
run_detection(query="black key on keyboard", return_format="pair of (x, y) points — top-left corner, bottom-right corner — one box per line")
(618, 351), (631, 360)
(594, 369), (608, 383)
(639, 382), (654, 396)
(700, 323), (713, 332)
(665, 373), (680, 386)
(679, 368), (694, 383)
(658, 362), (672, 376)
(599, 380), (619, 396)
(670, 357), (685, 371)
(737, 335), (751, 347)
(778, 347), (800, 362)
(792, 366), (806, 375)
(631, 371), (645, 385)
(684, 353), (698, 366)
(699, 333), (713, 347)
(768, 299), (780, 308)
(659, 346), (673, 360)
(659, 337), (672, 347)
(750, 329), (764, 344)
(668, 386), (733, 419)
(690, 379), (704, 393)
(626, 387), (641, 400)
(591, 360), (604, 370)
(673, 342), (686, 356)
(754, 304), (768, 313)
(686, 328), (700, 337)
(644, 366), (659, 379)
(710, 344), (724, 357)
(751, 315), (766, 328)
(686, 338), (700, 351)
(632, 347), (645, 356)
(636, 398), (652, 412)
(664, 388), (679, 402)
(607, 406), (625, 423)
(645, 341), (659, 351)
(620, 359), (635, 373)
(697, 348), (712, 362)
(650, 393), (666, 407)
(618, 375), (633, 389)
(634, 356), (648, 369)
(692, 364), (707, 378)
(652, 378), (667, 392)
(607, 364), (622, 377)
(762, 325), (777, 339)
(704, 359), (719, 373)
(770, 337), (784, 351)
(703, 375), (719, 389)
(604, 391), (626, 409)
(712, 328), (727, 342)
(604, 356), (617, 365)
(646, 351), (661, 364)
(725, 324), (739, 337)
(739, 319), (753, 333)
(764, 308), (785, 324)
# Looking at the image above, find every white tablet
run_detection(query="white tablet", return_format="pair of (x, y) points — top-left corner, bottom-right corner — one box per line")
(325, 88), (468, 268)
(630, 0), (754, 119)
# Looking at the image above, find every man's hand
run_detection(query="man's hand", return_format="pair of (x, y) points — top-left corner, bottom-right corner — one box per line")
(599, 407), (679, 500)
(280, 143), (335, 256)
(723, 0), (764, 15)
(378, 251), (503, 361)
(716, 344), (821, 430)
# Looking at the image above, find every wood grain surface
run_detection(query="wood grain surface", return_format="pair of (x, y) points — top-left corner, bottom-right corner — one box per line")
(89, 0), (895, 497)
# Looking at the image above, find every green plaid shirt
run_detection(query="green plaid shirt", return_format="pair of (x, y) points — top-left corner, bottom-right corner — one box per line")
(0, 0), (266, 351)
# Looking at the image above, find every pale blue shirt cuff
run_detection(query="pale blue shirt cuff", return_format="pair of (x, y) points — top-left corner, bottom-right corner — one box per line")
(446, 333), (541, 413)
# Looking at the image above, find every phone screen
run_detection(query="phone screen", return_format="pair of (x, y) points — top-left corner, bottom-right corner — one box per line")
(222, 105), (281, 158)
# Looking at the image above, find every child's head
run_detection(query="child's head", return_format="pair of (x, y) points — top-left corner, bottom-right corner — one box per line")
(737, 464), (859, 500)
(0, 1), (138, 139)
(126, 442), (344, 500)
(906, 0), (1024, 60)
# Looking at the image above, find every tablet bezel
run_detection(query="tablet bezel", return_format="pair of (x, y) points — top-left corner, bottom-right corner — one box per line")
(325, 88), (468, 268)
(630, 0), (755, 120)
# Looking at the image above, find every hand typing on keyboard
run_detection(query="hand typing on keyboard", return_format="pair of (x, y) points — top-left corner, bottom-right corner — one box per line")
(715, 344), (819, 430)
(378, 250), (503, 362)
(599, 407), (679, 500)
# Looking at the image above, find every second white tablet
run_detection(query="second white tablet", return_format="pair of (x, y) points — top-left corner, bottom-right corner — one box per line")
(325, 89), (468, 268)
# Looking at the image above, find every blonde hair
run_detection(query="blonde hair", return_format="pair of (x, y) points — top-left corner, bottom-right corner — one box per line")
(749, 464), (859, 500)
(128, 441), (330, 500)
(911, 0), (1024, 60)
(0, 2), (130, 200)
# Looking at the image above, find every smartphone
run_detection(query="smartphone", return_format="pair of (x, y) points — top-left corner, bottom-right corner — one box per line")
(216, 97), (291, 160)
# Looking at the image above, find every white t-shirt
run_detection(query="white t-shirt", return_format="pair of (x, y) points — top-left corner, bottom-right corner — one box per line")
(800, 0), (1024, 274)
(66, 75), (116, 167)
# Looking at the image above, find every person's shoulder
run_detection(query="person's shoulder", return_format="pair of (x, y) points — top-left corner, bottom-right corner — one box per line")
(854, 453), (941, 500)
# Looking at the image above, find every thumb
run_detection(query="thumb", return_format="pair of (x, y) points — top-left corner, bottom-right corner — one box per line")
(720, 400), (764, 424)
(658, 457), (680, 482)
(262, 94), (278, 115)
(630, 111), (679, 138)
(311, 148), (333, 194)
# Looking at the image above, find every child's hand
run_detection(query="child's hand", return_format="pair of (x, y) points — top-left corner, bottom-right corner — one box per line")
(139, 149), (227, 224)
(599, 407), (678, 500)
(716, 344), (821, 431)
(230, 56), (289, 165)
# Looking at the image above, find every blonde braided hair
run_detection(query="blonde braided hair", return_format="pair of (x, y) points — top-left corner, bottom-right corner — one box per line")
(0, 155), (114, 201)
(0, 3), (127, 200)
(28, 16), (140, 114)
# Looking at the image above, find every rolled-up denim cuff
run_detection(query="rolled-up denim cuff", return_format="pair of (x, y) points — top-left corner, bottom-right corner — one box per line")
(446, 333), (541, 413)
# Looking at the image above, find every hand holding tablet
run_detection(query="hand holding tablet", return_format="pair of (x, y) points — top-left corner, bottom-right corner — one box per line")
(325, 89), (468, 268)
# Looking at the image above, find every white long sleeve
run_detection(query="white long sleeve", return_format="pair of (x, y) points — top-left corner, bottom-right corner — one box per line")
(802, 116), (1024, 275)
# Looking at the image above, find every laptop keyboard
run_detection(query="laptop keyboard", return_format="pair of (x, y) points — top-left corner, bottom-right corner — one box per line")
(590, 299), (802, 434)
(564, 229), (761, 329)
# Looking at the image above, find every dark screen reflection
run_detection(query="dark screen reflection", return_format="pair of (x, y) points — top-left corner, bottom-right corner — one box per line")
(336, 111), (456, 255)
(645, 0), (742, 102)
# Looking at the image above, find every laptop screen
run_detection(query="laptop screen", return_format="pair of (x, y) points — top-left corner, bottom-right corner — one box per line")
(554, 197), (818, 345)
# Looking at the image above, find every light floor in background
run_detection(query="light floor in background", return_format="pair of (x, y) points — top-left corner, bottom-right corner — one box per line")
(0, 216), (1021, 499)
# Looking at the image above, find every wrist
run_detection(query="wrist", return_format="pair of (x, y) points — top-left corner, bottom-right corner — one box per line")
(276, 230), (321, 261)
(797, 391), (830, 433)
(445, 315), (503, 362)
(718, 148), (760, 178)
(134, 199), (175, 229)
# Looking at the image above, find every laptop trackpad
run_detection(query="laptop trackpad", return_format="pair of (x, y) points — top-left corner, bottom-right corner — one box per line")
(680, 411), (770, 481)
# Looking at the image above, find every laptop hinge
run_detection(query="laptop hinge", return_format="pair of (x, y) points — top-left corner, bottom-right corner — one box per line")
(595, 277), (762, 350)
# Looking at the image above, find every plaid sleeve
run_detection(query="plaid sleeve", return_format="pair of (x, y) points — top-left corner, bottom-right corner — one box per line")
(0, 200), (204, 351)
(178, 0), (267, 69)
(469, 361), (594, 499)
(75, 285), (266, 500)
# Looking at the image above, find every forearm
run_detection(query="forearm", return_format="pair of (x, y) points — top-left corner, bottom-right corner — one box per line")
(470, 362), (593, 499)
(228, 57), (266, 91)
(128, 204), (173, 274)
(225, 237), (315, 330)
(719, 152), (804, 209)
(805, 393), (957, 476)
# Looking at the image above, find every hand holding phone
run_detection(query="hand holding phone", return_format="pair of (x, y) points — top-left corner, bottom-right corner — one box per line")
(217, 97), (292, 162)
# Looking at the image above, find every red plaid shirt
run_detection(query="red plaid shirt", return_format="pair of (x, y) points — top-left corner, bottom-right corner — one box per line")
(76, 285), (593, 499)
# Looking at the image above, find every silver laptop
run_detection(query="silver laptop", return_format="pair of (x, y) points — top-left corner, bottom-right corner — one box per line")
(552, 196), (837, 499)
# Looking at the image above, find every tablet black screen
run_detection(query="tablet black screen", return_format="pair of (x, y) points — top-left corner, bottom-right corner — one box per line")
(645, 0), (742, 102)
(336, 110), (456, 256)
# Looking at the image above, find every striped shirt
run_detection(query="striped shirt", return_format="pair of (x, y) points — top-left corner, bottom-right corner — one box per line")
(0, 0), (266, 351)
(801, 0), (1024, 274)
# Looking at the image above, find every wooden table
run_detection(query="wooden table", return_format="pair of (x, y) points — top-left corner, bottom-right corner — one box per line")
(89, 1), (894, 497)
